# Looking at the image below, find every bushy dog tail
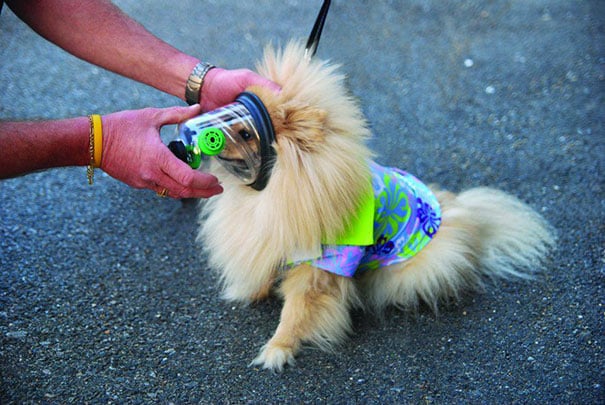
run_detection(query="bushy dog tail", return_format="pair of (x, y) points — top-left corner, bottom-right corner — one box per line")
(362, 187), (556, 313)
(452, 187), (556, 281)
(421, 187), (555, 305)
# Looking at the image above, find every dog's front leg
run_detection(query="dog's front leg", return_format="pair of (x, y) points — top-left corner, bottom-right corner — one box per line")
(252, 263), (356, 371)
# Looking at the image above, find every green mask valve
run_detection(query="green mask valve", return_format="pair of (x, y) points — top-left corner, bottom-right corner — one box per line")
(198, 127), (226, 155)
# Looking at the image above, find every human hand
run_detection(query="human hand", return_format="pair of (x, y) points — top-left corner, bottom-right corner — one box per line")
(200, 67), (281, 111)
(100, 105), (223, 198)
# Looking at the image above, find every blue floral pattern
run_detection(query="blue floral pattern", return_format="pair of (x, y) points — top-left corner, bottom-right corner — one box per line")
(299, 161), (442, 277)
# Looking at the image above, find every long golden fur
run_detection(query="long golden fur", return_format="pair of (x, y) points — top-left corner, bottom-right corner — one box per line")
(197, 42), (555, 371)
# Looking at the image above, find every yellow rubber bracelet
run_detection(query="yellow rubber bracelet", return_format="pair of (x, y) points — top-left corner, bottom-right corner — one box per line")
(91, 114), (103, 168)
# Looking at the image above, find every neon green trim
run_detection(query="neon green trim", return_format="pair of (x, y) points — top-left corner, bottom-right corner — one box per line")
(329, 183), (375, 246)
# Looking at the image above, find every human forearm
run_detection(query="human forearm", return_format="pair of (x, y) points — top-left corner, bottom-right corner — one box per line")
(6, 0), (281, 110)
(0, 118), (90, 179)
(0, 107), (223, 198)
(6, 0), (198, 101)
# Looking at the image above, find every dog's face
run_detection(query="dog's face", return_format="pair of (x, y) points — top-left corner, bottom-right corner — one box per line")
(201, 106), (267, 185)
(216, 121), (259, 165)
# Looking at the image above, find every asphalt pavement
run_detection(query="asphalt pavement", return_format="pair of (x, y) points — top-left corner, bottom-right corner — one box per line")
(1, 0), (603, 403)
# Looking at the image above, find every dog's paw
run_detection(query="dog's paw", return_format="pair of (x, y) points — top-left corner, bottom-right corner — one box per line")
(250, 343), (296, 372)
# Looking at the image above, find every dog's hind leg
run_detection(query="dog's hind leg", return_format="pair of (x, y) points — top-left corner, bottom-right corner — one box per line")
(359, 217), (484, 314)
(360, 187), (555, 313)
(251, 264), (359, 371)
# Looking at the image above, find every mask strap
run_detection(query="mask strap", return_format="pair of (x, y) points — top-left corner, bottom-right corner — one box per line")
(304, 0), (332, 60)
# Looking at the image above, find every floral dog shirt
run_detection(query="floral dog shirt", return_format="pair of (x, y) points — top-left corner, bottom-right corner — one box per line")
(295, 161), (442, 277)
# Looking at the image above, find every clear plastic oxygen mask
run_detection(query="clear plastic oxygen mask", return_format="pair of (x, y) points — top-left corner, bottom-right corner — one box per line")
(168, 92), (275, 190)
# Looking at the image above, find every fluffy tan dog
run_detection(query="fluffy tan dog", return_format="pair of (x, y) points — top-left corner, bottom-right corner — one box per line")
(197, 42), (555, 371)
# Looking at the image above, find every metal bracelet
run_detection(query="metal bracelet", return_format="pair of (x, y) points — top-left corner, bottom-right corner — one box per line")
(185, 62), (215, 105)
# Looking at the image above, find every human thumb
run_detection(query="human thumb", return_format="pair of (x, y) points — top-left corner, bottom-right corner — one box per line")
(159, 104), (203, 126)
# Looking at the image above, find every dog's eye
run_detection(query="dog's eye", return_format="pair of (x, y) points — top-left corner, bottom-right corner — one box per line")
(239, 130), (252, 141)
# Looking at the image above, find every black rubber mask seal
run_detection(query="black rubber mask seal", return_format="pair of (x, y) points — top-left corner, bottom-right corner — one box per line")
(235, 91), (276, 191)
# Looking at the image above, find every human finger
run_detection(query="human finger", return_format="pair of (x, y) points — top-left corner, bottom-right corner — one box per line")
(157, 148), (223, 198)
(156, 104), (203, 126)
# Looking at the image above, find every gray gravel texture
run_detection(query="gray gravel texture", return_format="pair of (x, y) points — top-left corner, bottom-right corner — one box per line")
(1, 0), (603, 403)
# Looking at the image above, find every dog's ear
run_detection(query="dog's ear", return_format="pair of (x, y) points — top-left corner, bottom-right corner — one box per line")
(271, 100), (327, 152)
(248, 85), (327, 152)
